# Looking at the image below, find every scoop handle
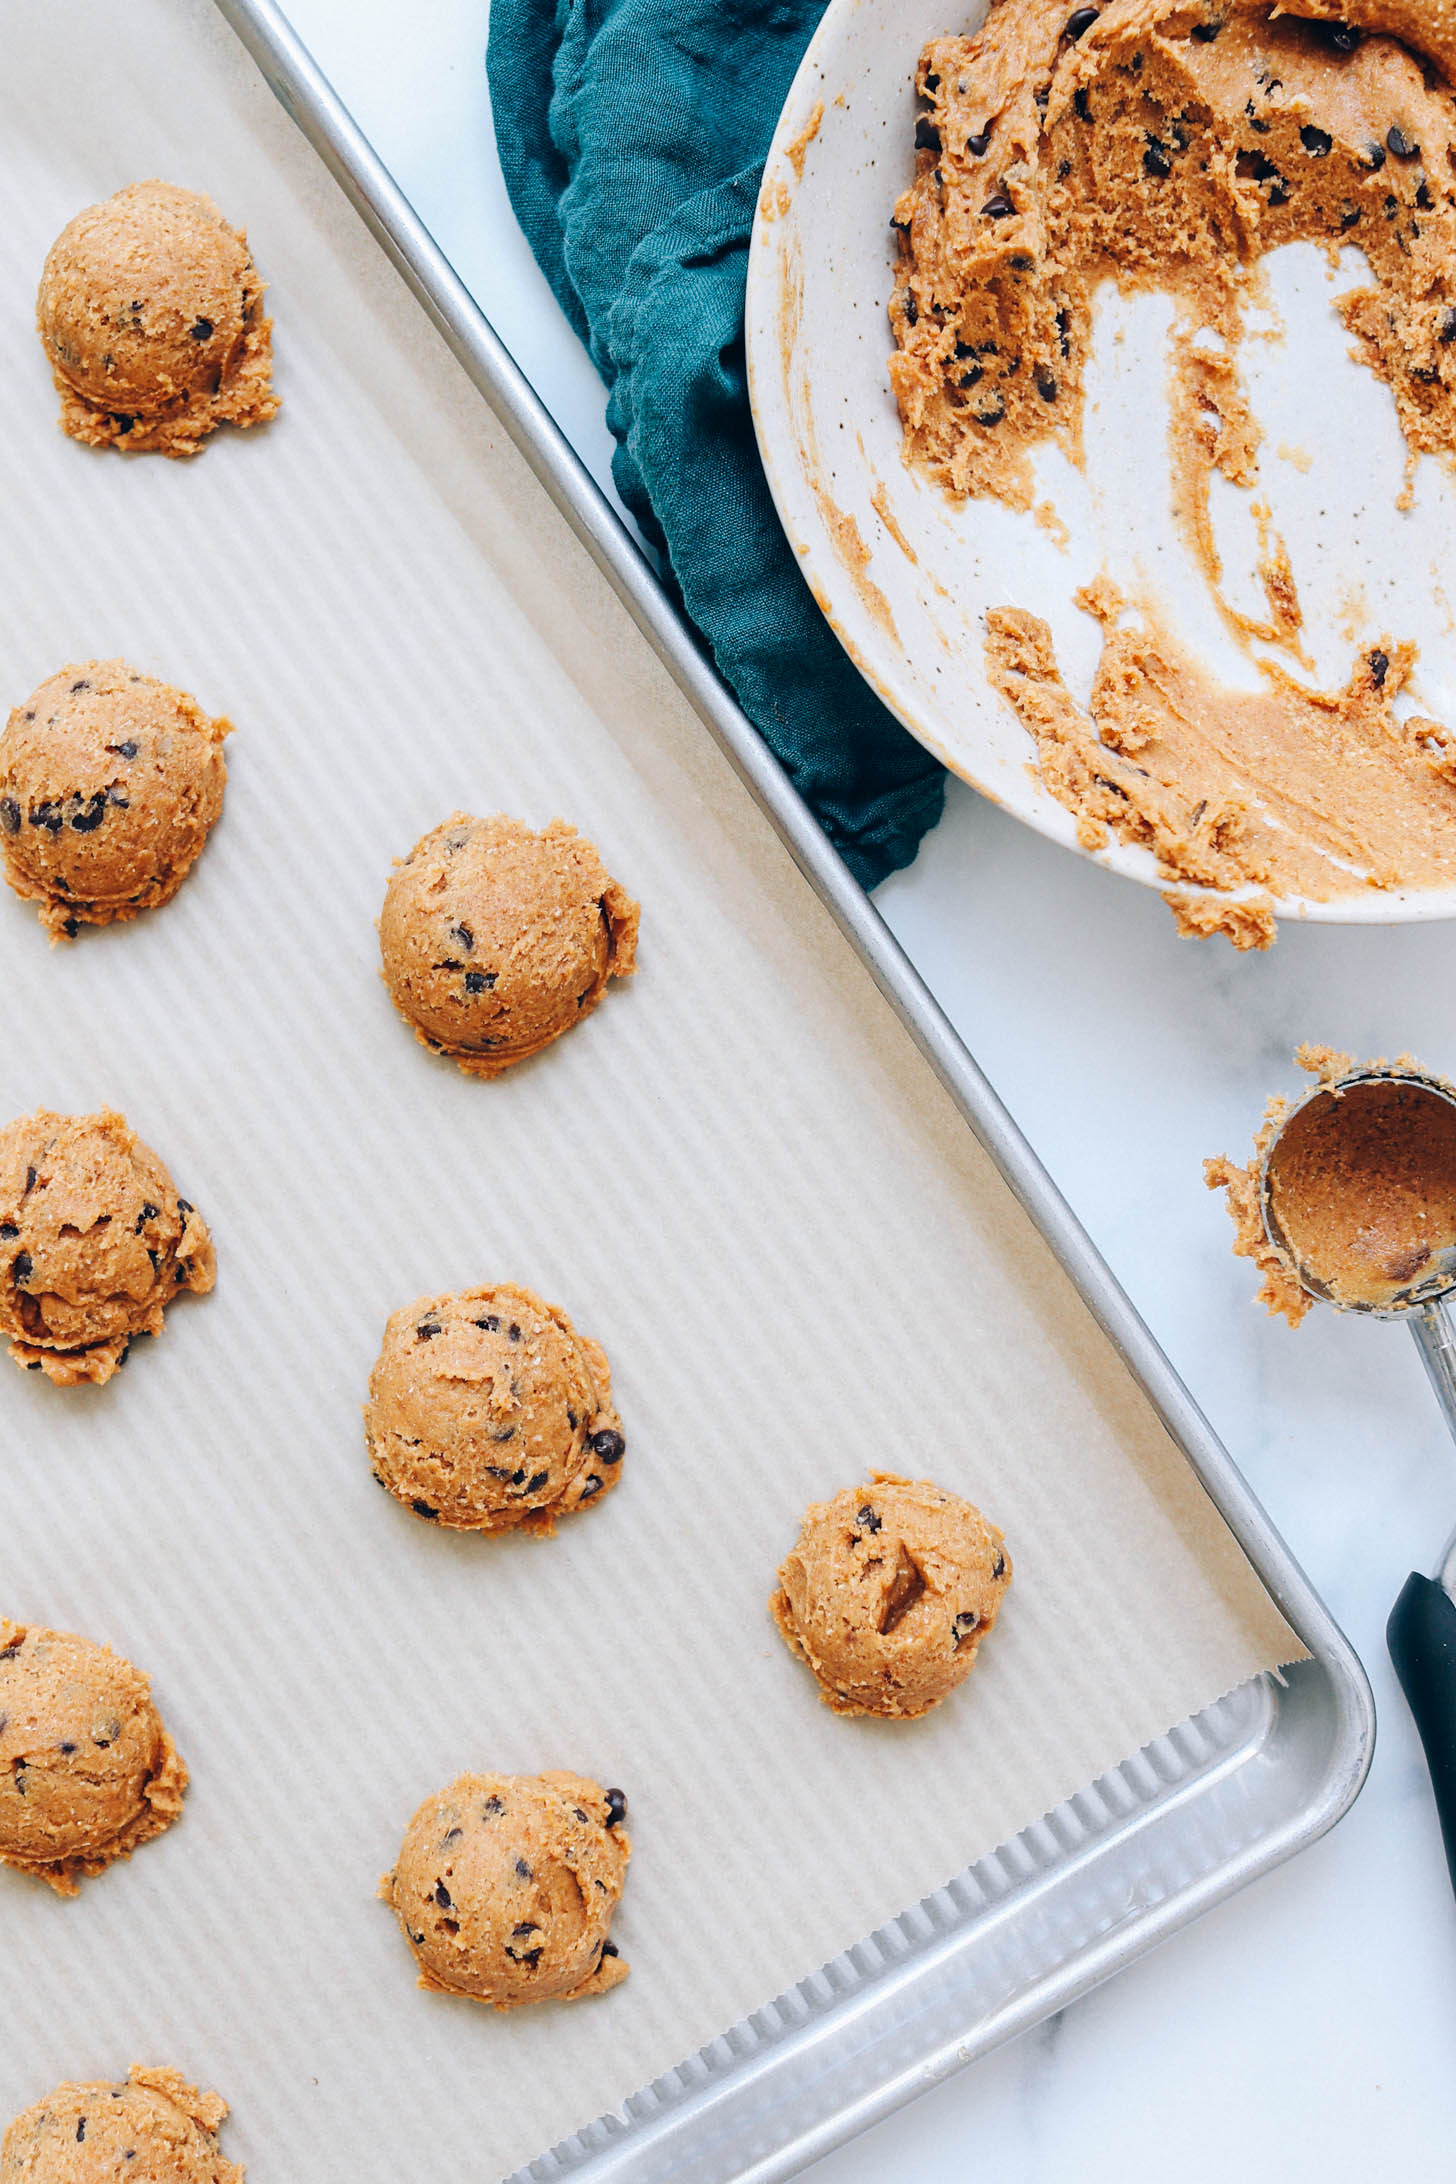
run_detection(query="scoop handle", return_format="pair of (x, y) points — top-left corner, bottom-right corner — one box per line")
(1388, 1572), (1456, 1898)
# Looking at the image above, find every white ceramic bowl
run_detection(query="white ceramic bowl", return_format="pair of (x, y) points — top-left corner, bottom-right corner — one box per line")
(745, 0), (1456, 925)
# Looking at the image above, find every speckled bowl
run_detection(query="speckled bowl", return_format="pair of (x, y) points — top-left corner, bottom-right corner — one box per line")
(745, 0), (1456, 926)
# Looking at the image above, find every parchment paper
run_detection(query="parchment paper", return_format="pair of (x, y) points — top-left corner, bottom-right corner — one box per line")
(0, 4), (1301, 2176)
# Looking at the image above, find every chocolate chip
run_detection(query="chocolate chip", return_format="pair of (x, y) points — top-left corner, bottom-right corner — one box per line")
(512, 1919), (540, 1937)
(59, 1740), (76, 1753)
(24, 1169), (36, 1196)
(475, 1314), (500, 1332)
(1073, 86), (1092, 122)
(573, 1807), (588, 1822)
(1143, 139), (1171, 178)
(914, 118), (940, 152)
(106, 740), (139, 760)
(1363, 141), (1386, 170)
(134, 1203), (158, 1233)
(0, 799), (18, 835)
(483, 1795), (504, 1816)
(190, 317), (214, 340)
(953, 1610), (981, 1638)
(1411, 363), (1440, 383)
(591, 1428), (625, 1463)
(957, 364), (983, 392)
(527, 1469), (549, 1493)
(982, 192), (1014, 217)
(1369, 649), (1390, 686)
(510, 1468), (526, 1485)
(450, 921), (474, 951)
(1340, 205), (1362, 229)
(857, 1504), (883, 1533)
(76, 2120), (86, 2142)
(411, 1498), (439, 1520)
(147, 1248), (161, 1273)
(177, 1199), (193, 1217)
(1300, 125), (1331, 157)
(604, 1786), (627, 1827)
(1190, 17), (1220, 38)
(600, 1939), (620, 1959)
(12, 1252), (32, 1282)
(1418, 181), (1433, 211)
(515, 1857), (532, 1878)
(966, 128), (992, 156)
(69, 679), (91, 695)
(1387, 126), (1418, 159)
(62, 917), (78, 938)
(992, 1549), (1007, 1579)
(442, 1826), (463, 1845)
(463, 970), (496, 993)
(1441, 308), (1456, 344)
(506, 1942), (544, 1966)
(1037, 372), (1058, 401)
(107, 786), (129, 808)
(70, 792), (108, 833)
(580, 1474), (604, 1499)
(434, 1880), (452, 1907)
(0, 1634), (20, 1659)
(416, 1321), (442, 1340)
(1064, 6), (1097, 35)
(508, 1322), (521, 1343)
(114, 415), (134, 434)
(0, 1225), (13, 1239)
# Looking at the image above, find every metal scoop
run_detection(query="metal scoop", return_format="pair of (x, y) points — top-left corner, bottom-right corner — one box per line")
(1259, 1062), (1456, 1893)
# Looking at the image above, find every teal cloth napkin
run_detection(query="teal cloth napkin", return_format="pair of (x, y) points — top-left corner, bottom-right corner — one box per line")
(487, 0), (945, 888)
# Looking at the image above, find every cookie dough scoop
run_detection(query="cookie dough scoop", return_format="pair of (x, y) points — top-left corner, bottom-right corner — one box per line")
(381, 1770), (630, 2009)
(772, 1472), (1011, 1718)
(1, 2064), (241, 2182)
(0, 661), (230, 937)
(1211, 1052), (1456, 1899)
(364, 1282), (625, 1532)
(379, 814), (638, 1077)
(36, 180), (278, 456)
(0, 1108), (215, 1385)
(0, 1622), (188, 1895)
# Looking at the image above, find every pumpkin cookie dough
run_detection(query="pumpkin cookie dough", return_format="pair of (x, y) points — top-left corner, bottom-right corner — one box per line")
(0, 662), (230, 938)
(890, 0), (1456, 511)
(379, 814), (639, 1078)
(0, 1109), (214, 1385)
(365, 1283), (624, 1532)
(1207, 1043), (1456, 1320)
(771, 1472), (1011, 1719)
(1, 2064), (241, 2182)
(380, 1770), (630, 2009)
(37, 180), (277, 456)
(0, 1623), (187, 1896)
(983, 582), (1456, 947)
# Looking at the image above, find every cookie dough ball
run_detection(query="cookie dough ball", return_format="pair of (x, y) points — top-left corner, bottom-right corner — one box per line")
(36, 180), (278, 457)
(0, 1109), (215, 1385)
(365, 1283), (625, 1532)
(0, 1623), (187, 1895)
(771, 1473), (1011, 1719)
(1, 2064), (240, 2182)
(0, 662), (230, 937)
(381, 1771), (630, 2009)
(379, 814), (639, 1078)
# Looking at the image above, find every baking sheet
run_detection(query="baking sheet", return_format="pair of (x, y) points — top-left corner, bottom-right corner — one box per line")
(0, 4), (1300, 2178)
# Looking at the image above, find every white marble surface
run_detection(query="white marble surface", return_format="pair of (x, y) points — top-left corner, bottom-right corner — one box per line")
(265, 0), (1456, 2170)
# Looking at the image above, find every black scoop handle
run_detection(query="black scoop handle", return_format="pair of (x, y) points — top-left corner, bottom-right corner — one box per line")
(1389, 1572), (1456, 1898)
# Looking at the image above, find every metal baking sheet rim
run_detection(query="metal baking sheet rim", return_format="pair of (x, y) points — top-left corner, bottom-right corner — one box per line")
(206, 5), (1376, 2177)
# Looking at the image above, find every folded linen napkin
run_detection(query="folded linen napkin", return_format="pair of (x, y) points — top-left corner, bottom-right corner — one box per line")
(487, 0), (946, 887)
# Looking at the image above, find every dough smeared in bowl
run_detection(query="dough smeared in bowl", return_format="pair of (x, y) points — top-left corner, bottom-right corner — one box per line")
(772, 1473), (1011, 1718)
(1, 2064), (240, 2181)
(0, 1109), (214, 1385)
(0, 1622), (187, 1895)
(379, 814), (639, 1078)
(0, 661), (230, 937)
(381, 1770), (630, 2010)
(365, 1283), (625, 1533)
(36, 179), (278, 456)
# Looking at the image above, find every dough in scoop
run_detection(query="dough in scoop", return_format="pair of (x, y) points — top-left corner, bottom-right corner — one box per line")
(0, 661), (230, 937)
(365, 1283), (624, 1532)
(37, 179), (277, 456)
(379, 814), (639, 1077)
(0, 1622), (187, 1896)
(1, 2064), (240, 2182)
(0, 1109), (215, 1385)
(771, 1472), (1011, 1718)
(381, 1770), (630, 2009)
